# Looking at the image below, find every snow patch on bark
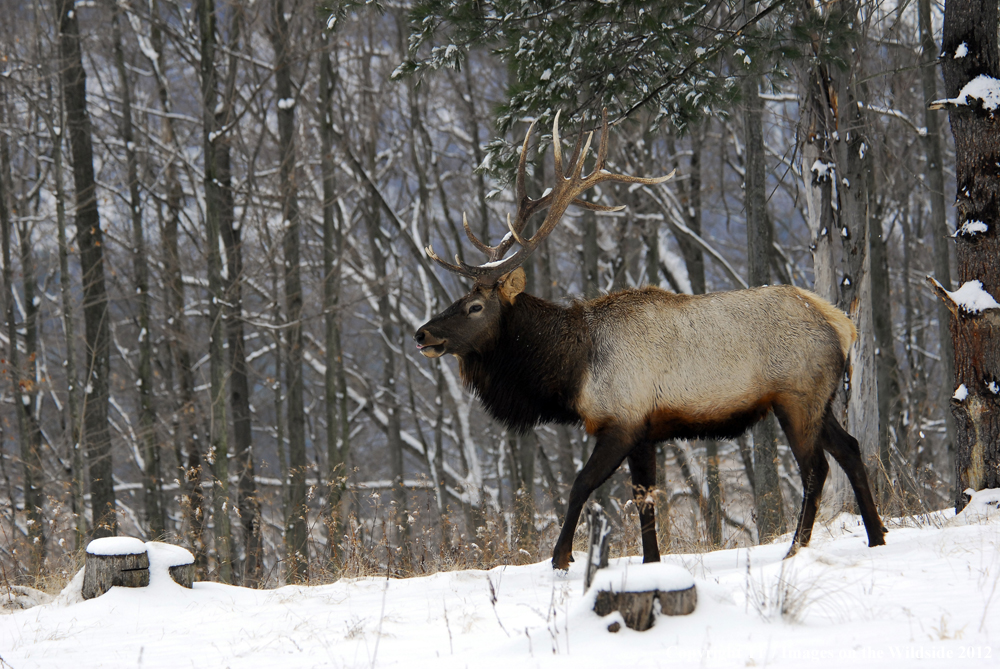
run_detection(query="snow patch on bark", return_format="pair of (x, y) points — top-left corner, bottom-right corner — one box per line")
(932, 74), (1000, 111)
(945, 280), (1000, 314)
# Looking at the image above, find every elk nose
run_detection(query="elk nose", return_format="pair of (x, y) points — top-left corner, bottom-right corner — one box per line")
(414, 329), (426, 345)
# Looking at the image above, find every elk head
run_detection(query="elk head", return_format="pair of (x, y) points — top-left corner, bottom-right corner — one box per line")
(414, 109), (673, 359)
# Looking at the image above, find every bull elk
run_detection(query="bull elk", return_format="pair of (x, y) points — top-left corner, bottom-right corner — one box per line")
(414, 111), (886, 570)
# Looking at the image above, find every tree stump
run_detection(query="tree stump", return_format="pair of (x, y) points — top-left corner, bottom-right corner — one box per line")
(146, 541), (195, 588)
(591, 563), (697, 631)
(83, 537), (149, 600)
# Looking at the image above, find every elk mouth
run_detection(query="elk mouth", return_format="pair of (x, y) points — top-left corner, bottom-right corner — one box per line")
(416, 343), (445, 358)
(414, 329), (447, 358)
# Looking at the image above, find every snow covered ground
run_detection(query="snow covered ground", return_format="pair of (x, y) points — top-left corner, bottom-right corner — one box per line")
(3, 489), (999, 668)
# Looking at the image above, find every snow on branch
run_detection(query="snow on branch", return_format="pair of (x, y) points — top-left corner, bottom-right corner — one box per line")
(930, 74), (1000, 113)
(927, 276), (1000, 315)
(862, 103), (927, 136)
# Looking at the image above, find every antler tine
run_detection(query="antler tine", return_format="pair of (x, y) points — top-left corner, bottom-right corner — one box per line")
(569, 131), (594, 182)
(594, 168), (677, 188)
(462, 212), (494, 256)
(515, 119), (537, 205)
(425, 245), (475, 279)
(552, 111), (563, 180)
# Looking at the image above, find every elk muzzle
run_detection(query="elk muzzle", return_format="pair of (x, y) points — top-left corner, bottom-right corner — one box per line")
(413, 328), (446, 358)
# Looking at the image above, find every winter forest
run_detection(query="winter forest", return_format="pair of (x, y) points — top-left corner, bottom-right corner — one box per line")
(0, 0), (998, 594)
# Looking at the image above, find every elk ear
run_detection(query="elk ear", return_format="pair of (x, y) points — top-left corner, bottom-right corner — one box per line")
(498, 267), (526, 304)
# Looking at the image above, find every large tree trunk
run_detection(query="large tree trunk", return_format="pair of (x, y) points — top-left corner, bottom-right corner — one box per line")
(939, 0), (1000, 510)
(271, 0), (308, 583)
(198, 0), (233, 583)
(742, 68), (786, 543)
(111, 0), (165, 538)
(213, 7), (261, 588)
(56, 0), (116, 538)
(868, 159), (902, 505)
(816, 0), (881, 506)
(919, 0), (957, 484)
(319, 29), (349, 569)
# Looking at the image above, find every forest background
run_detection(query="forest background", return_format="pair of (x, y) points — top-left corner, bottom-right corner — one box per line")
(0, 0), (986, 589)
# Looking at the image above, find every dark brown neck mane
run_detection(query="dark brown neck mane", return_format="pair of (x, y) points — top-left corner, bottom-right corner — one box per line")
(458, 293), (589, 434)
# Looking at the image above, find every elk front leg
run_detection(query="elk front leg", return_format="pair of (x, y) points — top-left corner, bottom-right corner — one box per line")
(552, 427), (636, 570)
(627, 439), (661, 563)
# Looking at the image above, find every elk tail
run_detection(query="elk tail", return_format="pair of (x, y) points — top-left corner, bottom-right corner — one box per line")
(798, 289), (857, 358)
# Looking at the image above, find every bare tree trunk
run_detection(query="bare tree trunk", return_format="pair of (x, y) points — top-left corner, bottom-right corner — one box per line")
(271, 0), (308, 583)
(742, 67), (786, 543)
(56, 0), (116, 538)
(319, 28), (349, 569)
(49, 89), (86, 549)
(198, 0), (232, 583)
(142, 0), (205, 572)
(461, 66), (491, 244)
(919, 0), (957, 485)
(110, 0), (165, 538)
(211, 7), (261, 588)
(939, 0), (1000, 511)
(827, 2), (880, 488)
(868, 162), (902, 504)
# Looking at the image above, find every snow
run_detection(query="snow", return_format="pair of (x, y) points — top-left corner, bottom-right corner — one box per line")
(954, 384), (969, 401)
(933, 74), (1000, 111)
(277, 97), (296, 110)
(85, 536), (147, 556)
(949, 488), (1000, 526)
(588, 562), (694, 594)
(945, 280), (1000, 314)
(810, 160), (834, 181)
(956, 219), (989, 236)
(4, 495), (1000, 668)
(955, 42), (969, 59)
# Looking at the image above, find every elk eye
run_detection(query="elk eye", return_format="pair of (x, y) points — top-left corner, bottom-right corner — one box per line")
(468, 304), (483, 314)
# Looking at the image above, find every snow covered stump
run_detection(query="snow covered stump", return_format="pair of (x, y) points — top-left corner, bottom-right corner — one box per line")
(82, 538), (195, 600)
(83, 537), (150, 600)
(591, 563), (697, 632)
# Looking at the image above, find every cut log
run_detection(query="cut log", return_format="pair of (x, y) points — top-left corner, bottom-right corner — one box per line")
(594, 589), (658, 631)
(83, 537), (149, 600)
(591, 562), (697, 631)
(657, 584), (697, 616)
(146, 541), (195, 589)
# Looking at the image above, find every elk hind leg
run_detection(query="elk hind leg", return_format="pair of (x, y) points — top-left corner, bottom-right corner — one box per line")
(552, 427), (636, 570)
(626, 439), (661, 563)
(775, 405), (828, 558)
(819, 407), (887, 547)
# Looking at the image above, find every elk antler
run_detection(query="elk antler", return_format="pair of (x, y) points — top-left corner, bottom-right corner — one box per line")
(425, 109), (675, 287)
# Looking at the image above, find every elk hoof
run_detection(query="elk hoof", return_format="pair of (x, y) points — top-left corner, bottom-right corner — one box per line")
(551, 549), (573, 571)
